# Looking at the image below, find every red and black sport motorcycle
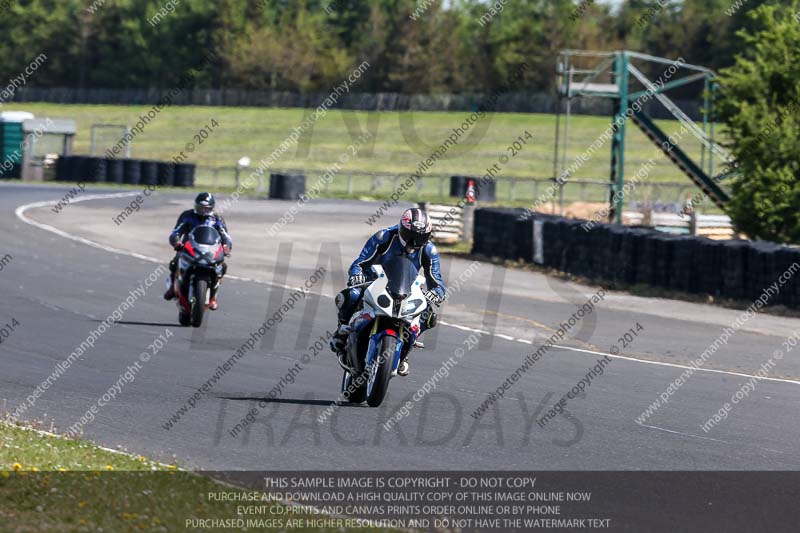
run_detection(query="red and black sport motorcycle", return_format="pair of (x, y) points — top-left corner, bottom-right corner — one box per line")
(173, 226), (226, 327)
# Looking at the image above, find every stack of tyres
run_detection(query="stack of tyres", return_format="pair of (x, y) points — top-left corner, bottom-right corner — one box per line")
(618, 230), (636, 284)
(467, 209), (800, 309)
(562, 221), (581, 276)
(654, 234), (681, 290)
(696, 238), (724, 297)
(503, 209), (524, 258)
(617, 227), (634, 284)
(589, 223), (612, 281)
(140, 160), (159, 186)
(514, 215), (535, 262)
(71, 155), (90, 183)
(157, 162), (175, 186)
(54, 155), (71, 181)
(649, 234), (667, 289)
(772, 247), (800, 308)
(471, 208), (492, 256)
(668, 236), (697, 293)
(269, 173), (305, 199)
(268, 173), (282, 198)
(789, 248), (800, 309)
(546, 218), (566, 270)
(283, 174), (306, 200)
(746, 241), (779, 303)
(85, 157), (106, 183)
(592, 223), (615, 282)
(693, 238), (713, 296)
(499, 210), (521, 259)
(605, 225), (628, 284)
(474, 177), (497, 202)
(105, 158), (124, 184)
(556, 218), (573, 271)
(449, 176), (467, 198)
(123, 159), (142, 185)
(488, 210), (512, 258)
(720, 241), (748, 301)
(174, 163), (195, 188)
(474, 208), (502, 257)
(449, 175), (496, 202)
(472, 208), (521, 259)
(633, 230), (656, 286)
(570, 221), (594, 278)
(539, 217), (561, 268)
(531, 213), (558, 267)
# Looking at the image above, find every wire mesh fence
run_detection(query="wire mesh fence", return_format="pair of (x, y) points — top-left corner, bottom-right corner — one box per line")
(195, 165), (700, 213)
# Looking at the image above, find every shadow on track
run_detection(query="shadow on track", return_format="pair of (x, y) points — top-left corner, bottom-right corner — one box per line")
(216, 396), (369, 408)
(111, 320), (177, 327)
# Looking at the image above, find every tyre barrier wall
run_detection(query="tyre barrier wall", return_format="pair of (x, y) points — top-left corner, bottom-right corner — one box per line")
(450, 176), (497, 202)
(269, 173), (306, 200)
(472, 208), (800, 308)
(54, 155), (194, 188)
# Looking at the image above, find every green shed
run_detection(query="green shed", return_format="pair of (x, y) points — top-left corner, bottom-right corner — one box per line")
(0, 111), (34, 179)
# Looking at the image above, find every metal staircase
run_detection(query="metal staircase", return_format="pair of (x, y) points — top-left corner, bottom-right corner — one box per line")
(630, 110), (729, 209)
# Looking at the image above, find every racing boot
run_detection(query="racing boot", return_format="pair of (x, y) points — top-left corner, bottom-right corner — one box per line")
(208, 284), (220, 310)
(163, 276), (176, 301)
(397, 358), (410, 376)
(330, 324), (353, 371)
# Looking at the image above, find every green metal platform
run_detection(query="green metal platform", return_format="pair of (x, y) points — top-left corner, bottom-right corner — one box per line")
(553, 50), (732, 222)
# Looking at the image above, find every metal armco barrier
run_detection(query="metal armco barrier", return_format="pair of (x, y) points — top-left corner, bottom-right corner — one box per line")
(472, 208), (800, 308)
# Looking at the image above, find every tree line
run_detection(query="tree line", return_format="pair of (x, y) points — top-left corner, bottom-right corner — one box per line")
(0, 0), (779, 95)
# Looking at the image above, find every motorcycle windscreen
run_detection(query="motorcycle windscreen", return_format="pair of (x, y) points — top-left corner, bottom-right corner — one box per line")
(190, 226), (221, 246)
(381, 255), (417, 298)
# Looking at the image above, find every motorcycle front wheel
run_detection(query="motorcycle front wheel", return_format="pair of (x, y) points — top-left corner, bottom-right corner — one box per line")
(191, 279), (208, 328)
(366, 335), (397, 407)
(341, 370), (367, 404)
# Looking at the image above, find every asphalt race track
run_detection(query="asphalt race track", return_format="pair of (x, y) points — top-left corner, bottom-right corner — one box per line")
(2, 182), (799, 470)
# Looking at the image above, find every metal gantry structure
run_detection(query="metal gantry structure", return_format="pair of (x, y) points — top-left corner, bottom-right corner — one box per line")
(553, 50), (731, 223)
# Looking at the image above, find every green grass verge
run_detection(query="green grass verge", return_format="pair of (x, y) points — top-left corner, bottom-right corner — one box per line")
(0, 422), (380, 532)
(8, 103), (727, 202)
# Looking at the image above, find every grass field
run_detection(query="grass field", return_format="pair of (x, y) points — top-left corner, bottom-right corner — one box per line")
(0, 422), (375, 532)
(7, 103), (728, 208)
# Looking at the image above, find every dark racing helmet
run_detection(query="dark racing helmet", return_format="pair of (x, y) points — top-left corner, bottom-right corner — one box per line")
(194, 192), (215, 218)
(398, 208), (432, 251)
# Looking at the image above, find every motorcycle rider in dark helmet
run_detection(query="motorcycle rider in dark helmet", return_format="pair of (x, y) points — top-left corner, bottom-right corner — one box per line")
(330, 207), (446, 376)
(163, 192), (232, 310)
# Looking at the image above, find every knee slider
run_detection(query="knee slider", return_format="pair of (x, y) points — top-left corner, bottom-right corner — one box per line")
(333, 291), (347, 309)
(335, 289), (349, 310)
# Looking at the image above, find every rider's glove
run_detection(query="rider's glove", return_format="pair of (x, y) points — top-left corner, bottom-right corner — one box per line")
(424, 290), (444, 307)
(348, 274), (366, 287)
(223, 244), (231, 256)
(173, 242), (184, 251)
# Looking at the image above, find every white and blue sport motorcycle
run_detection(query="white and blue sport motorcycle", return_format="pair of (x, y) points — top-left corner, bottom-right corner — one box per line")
(340, 255), (430, 407)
